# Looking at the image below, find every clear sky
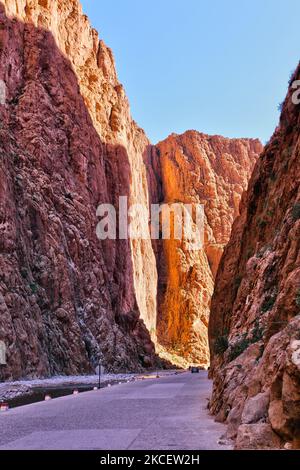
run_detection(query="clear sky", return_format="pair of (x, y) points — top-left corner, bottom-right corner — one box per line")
(81, 0), (300, 145)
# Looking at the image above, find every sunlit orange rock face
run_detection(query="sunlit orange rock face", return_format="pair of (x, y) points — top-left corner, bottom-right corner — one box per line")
(209, 64), (300, 449)
(3, 0), (159, 336)
(147, 132), (262, 367)
(0, 0), (263, 380)
(0, 0), (158, 379)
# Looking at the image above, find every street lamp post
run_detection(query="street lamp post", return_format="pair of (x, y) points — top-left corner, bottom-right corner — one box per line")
(98, 360), (101, 390)
(0, 341), (6, 383)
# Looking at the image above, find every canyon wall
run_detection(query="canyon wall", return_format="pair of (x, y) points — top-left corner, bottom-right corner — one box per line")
(0, 0), (263, 380)
(0, 0), (158, 379)
(209, 64), (300, 449)
(3, 0), (159, 336)
(148, 132), (262, 367)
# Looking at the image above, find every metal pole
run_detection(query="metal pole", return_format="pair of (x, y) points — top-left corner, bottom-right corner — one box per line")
(98, 361), (101, 390)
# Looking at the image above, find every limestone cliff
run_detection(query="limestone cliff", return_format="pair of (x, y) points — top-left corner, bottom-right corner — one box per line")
(0, 0), (157, 379)
(209, 64), (300, 449)
(147, 132), (262, 367)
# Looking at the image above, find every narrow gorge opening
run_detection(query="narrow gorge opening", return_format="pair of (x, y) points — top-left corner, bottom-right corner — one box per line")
(141, 134), (262, 369)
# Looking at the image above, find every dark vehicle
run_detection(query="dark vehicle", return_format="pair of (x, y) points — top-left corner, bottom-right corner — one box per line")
(190, 366), (200, 373)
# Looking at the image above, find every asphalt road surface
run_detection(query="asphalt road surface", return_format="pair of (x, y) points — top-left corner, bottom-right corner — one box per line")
(0, 371), (231, 450)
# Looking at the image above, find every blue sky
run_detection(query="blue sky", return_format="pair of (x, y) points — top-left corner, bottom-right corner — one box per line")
(81, 0), (300, 145)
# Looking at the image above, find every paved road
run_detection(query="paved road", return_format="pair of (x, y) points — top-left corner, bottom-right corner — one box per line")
(0, 371), (231, 450)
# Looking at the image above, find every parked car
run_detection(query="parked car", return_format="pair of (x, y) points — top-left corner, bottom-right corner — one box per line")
(190, 366), (200, 373)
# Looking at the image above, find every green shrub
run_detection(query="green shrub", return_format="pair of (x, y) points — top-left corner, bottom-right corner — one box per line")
(257, 218), (267, 229)
(261, 296), (276, 313)
(214, 334), (229, 355)
(20, 268), (28, 279)
(227, 324), (265, 362)
(29, 283), (38, 294)
(251, 322), (264, 343)
(292, 203), (300, 221)
(229, 336), (250, 361)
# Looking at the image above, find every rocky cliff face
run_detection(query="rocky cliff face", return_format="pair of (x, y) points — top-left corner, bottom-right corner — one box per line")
(147, 132), (262, 367)
(209, 64), (300, 449)
(0, 0), (157, 379)
(0, 0), (263, 381)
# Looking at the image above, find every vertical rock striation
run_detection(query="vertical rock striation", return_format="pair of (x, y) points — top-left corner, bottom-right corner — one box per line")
(209, 64), (300, 449)
(147, 132), (262, 367)
(0, 0), (157, 379)
(0, 0), (263, 380)
(4, 0), (159, 337)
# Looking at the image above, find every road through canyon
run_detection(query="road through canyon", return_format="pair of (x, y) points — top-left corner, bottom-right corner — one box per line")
(0, 372), (231, 450)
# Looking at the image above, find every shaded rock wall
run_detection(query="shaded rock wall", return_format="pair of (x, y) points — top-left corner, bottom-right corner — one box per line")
(0, 0), (157, 379)
(4, 0), (159, 337)
(209, 64), (300, 449)
(0, 0), (264, 380)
